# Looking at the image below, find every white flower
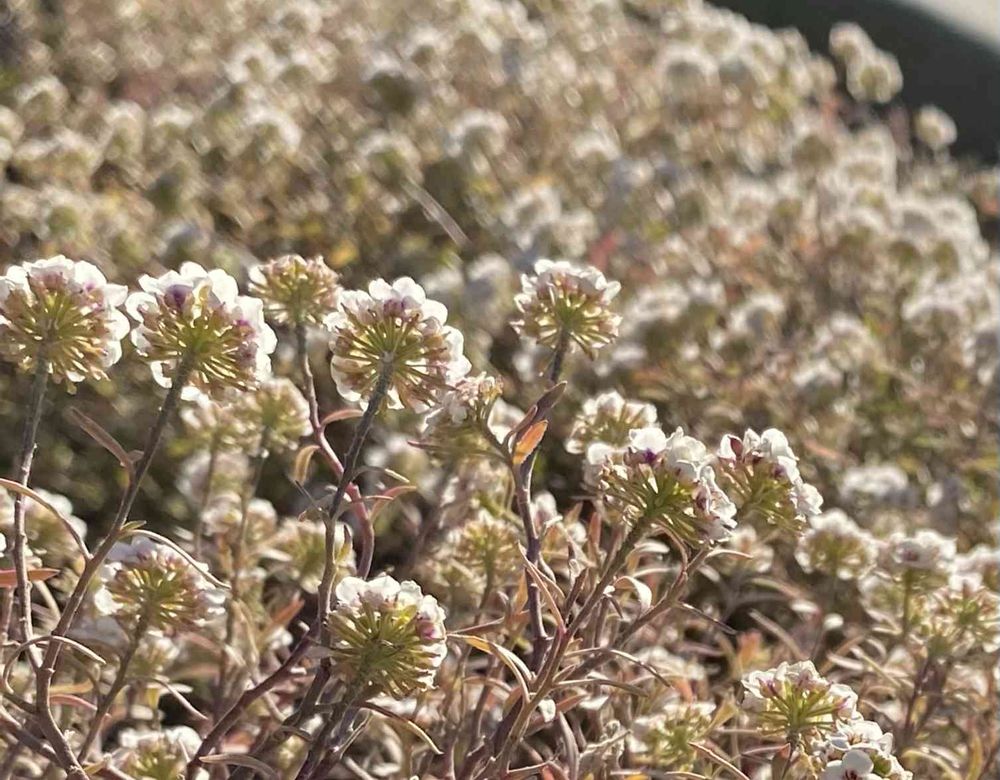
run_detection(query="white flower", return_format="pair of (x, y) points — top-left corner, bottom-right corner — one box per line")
(325, 574), (448, 697)
(742, 661), (857, 737)
(593, 426), (736, 547)
(0, 256), (129, 383)
(512, 258), (621, 358)
(717, 428), (822, 533)
(820, 749), (878, 780)
(327, 277), (470, 411)
(96, 537), (226, 633)
(126, 262), (276, 398)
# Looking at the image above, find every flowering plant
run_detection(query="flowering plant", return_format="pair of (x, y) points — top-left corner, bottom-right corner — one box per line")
(0, 2), (995, 779)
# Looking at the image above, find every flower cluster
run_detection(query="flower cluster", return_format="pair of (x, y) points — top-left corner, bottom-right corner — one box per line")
(742, 661), (858, 739)
(248, 254), (341, 327)
(328, 277), (470, 410)
(0, 256), (128, 383)
(95, 537), (226, 633)
(512, 259), (621, 359)
(323, 574), (448, 697)
(717, 428), (823, 533)
(589, 426), (736, 547)
(126, 262), (276, 396)
(0, 0), (994, 777)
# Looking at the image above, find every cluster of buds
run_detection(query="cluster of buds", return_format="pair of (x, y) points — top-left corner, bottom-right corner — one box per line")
(565, 391), (658, 455)
(588, 427), (736, 548)
(323, 574), (447, 698)
(327, 277), (470, 411)
(630, 697), (716, 770)
(203, 495), (278, 570)
(248, 253), (340, 327)
(812, 719), (911, 780)
(795, 509), (879, 580)
(95, 537), (226, 634)
(0, 256), (129, 384)
(716, 429), (823, 534)
(126, 262), (276, 397)
(512, 259), (621, 359)
(741, 661), (858, 740)
(179, 394), (259, 452)
(912, 573), (1000, 658)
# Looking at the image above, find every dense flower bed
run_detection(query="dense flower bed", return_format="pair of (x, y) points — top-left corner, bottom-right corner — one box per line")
(0, 0), (996, 778)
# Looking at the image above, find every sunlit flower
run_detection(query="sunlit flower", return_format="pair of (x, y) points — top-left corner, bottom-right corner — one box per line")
(96, 537), (226, 633)
(717, 429), (822, 533)
(812, 719), (911, 780)
(248, 254), (340, 327)
(742, 661), (857, 739)
(512, 259), (621, 358)
(566, 391), (658, 455)
(0, 256), (129, 384)
(126, 262), (276, 397)
(590, 426), (736, 548)
(419, 373), (506, 460)
(327, 277), (470, 411)
(323, 574), (447, 697)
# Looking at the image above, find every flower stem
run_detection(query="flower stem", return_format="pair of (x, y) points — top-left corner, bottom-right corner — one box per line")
(316, 357), (393, 621)
(76, 616), (148, 760)
(33, 355), (195, 780)
(214, 428), (271, 719)
(7, 353), (48, 655)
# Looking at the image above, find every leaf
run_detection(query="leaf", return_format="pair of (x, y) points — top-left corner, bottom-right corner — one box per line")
(49, 693), (97, 711)
(553, 677), (647, 698)
(0, 567), (59, 588)
(368, 484), (418, 523)
(51, 679), (94, 696)
(614, 576), (652, 611)
(359, 701), (442, 754)
(320, 408), (364, 427)
(292, 444), (320, 484)
(457, 635), (532, 704)
(532, 381), (567, 418)
(68, 408), (134, 478)
(199, 754), (279, 778)
(691, 742), (752, 780)
(520, 550), (566, 631)
(513, 421), (548, 466)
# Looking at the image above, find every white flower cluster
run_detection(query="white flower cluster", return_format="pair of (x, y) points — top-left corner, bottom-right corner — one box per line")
(126, 262), (276, 397)
(0, 256), (129, 383)
(328, 277), (470, 411)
